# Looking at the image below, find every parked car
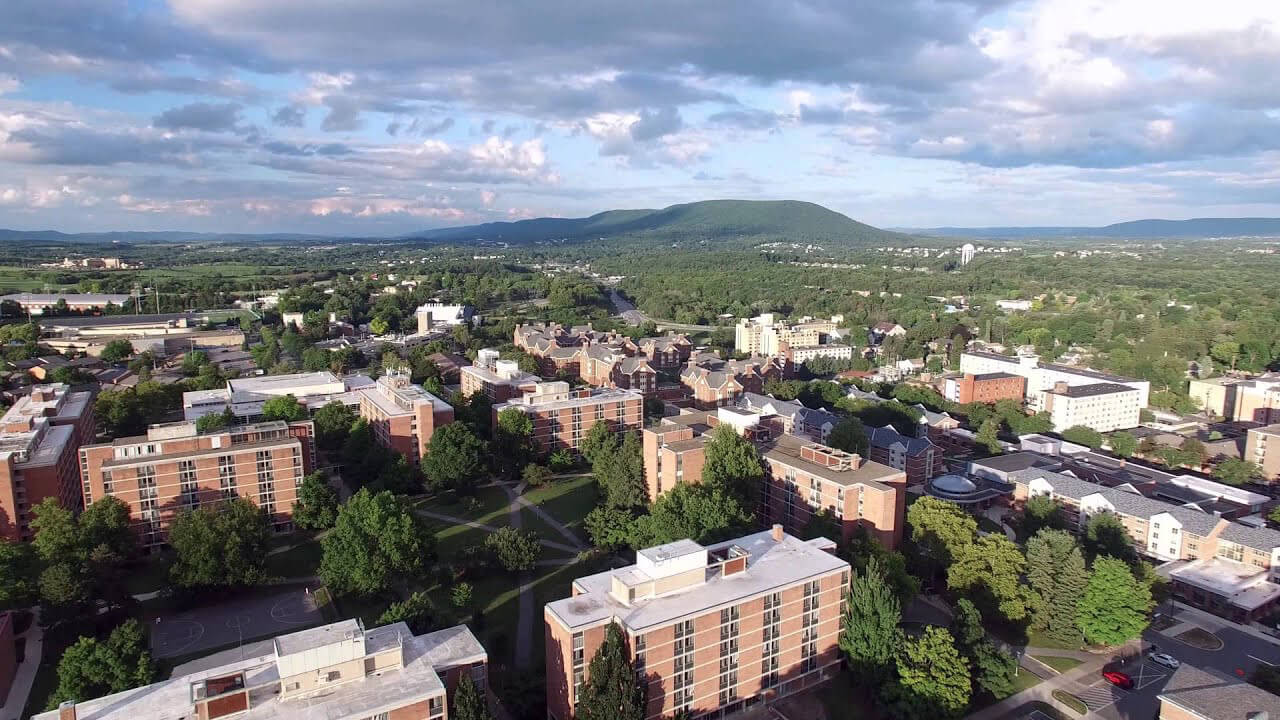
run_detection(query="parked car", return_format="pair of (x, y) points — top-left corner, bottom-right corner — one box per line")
(1103, 671), (1134, 689)
(1149, 652), (1180, 669)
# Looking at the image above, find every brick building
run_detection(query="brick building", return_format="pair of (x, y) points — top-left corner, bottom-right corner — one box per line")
(0, 612), (14, 705)
(865, 425), (946, 485)
(33, 619), (487, 720)
(545, 527), (848, 720)
(492, 382), (644, 455)
(79, 419), (315, 547)
(679, 353), (790, 410)
(356, 372), (455, 465)
(943, 372), (1026, 405)
(0, 383), (94, 541)
(642, 408), (906, 548)
(637, 333), (694, 370)
(1158, 664), (1280, 720)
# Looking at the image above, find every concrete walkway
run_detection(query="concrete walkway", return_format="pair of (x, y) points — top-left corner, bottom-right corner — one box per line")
(514, 494), (587, 551)
(0, 608), (44, 720)
(498, 483), (537, 669)
(984, 506), (1017, 542)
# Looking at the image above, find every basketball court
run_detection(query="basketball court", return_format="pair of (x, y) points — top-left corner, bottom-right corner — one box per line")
(150, 585), (323, 659)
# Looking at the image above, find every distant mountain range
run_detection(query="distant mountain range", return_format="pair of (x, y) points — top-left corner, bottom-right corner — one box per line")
(910, 217), (1280, 239)
(4, 205), (1280, 245)
(412, 199), (912, 245)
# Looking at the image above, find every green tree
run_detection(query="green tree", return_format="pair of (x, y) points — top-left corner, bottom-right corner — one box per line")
(521, 463), (553, 487)
(313, 401), (357, 447)
(31, 497), (78, 564)
(451, 672), (493, 720)
(302, 347), (330, 372)
(950, 598), (985, 648)
(168, 498), (271, 588)
(1083, 512), (1137, 565)
(1107, 431), (1138, 458)
(627, 482), (752, 548)
(260, 394), (307, 421)
(907, 497), (977, 570)
(1077, 556), (1152, 646)
(294, 472), (340, 530)
(422, 422), (487, 493)
(595, 431), (647, 510)
(195, 408), (234, 433)
(100, 339), (134, 363)
(78, 495), (136, 561)
(584, 505), (638, 550)
(575, 623), (645, 720)
(485, 526), (541, 572)
(39, 562), (91, 609)
(969, 641), (1018, 699)
(377, 591), (435, 634)
(1213, 458), (1262, 486)
(975, 418), (1002, 455)
(49, 620), (156, 709)
(320, 489), (434, 595)
(839, 556), (902, 683)
(579, 421), (617, 465)
(700, 424), (763, 506)
(0, 539), (38, 609)
(373, 454), (421, 495)
(1021, 495), (1066, 537)
(1025, 529), (1089, 645)
(493, 406), (536, 478)
(948, 534), (1034, 622)
(889, 626), (972, 720)
(801, 507), (841, 541)
(827, 417), (869, 455)
(1061, 425), (1104, 450)
(451, 582), (474, 610)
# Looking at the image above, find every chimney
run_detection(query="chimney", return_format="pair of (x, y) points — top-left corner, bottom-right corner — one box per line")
(59, 701), (76, 720)
(771, 524), (784, 542)
(1053, 381), (1070, 394)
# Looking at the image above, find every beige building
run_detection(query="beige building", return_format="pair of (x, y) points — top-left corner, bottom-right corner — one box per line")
(1043, 381), (1142, 432)
(356, 372), (455, 465)
(0, 383), (95, 541)
(960, 350), (1150, 414)
(34, 619), (487, 720)
(460, 349), (540, 403)
(1245, 424), (1280, 482)
(545, 527), (848, 720)
(492, 382), (643, 455)
(1189, 374), (1280, 423)
(734, 314), (835, 357)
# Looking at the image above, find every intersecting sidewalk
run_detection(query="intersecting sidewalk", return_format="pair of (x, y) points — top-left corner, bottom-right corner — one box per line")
(966, 640), (1142, 720)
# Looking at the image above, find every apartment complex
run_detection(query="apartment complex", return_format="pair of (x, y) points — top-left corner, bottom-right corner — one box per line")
(79, 419), (315, 546)
(680, 353), (791, 410)
(1158, 664), (1280, 720)
(642, 408), (906, 547)
(578, 344), (657, 394)
(460, 349), (541, 403)
(637, 334), (694, 370)
(865, 425), (946, 485)
(943, 372), (1026, 405)
(183, 371), (375, 422)
(1043, 381), (1142, 432)
(545, 527), (848, 720)
(1245, 424), (1280, 482)
(1008, 465), (1280, 621)
(33, 619), (487, 720)
(737, 393), (840, 442)
(514, 323), (688, 393)
(734, 314), (848, 363)
(356, 372), (455, 465)
(492, 382), (643, 455)
(1188, 374), (1280, 423)
(0, 383), (95, 541)
(960, 350), (1150, 419)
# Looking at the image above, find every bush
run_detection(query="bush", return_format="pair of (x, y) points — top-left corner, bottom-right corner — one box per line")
(485, 527), (541, 572)
(1053, 690), (1087, 715)
(521, 464), (553, 487)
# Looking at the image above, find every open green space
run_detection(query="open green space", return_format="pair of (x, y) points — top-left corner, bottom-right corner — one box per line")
(520, 475), (598, 545)
(265, 539), (324, 579)
(1034, 655), (1084, 673)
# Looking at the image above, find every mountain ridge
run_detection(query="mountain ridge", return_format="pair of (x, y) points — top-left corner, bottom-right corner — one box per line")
(909, 217), (1280, 239)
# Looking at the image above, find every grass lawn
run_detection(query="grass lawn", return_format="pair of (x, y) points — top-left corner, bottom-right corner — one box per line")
(1025, 627), (1084, 651)
(1011, 671), (1044, 693)
(1034, 655), (1084, 673)
(265, 539), (324, 579)
(416, 485), (513, 526)
(521, 476), (599, 545)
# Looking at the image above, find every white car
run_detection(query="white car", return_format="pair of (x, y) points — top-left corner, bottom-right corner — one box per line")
(1149, 652), (1180, 669)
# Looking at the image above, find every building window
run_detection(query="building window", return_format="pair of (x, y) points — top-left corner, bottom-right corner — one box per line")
(427, 696), (444, 718)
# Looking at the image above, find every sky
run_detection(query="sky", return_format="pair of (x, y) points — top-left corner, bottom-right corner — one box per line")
(1, 0), (1279, 235)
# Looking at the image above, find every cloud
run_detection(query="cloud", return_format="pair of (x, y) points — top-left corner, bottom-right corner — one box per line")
(272, 104), (306, 127)
(153, 102), (242, 132)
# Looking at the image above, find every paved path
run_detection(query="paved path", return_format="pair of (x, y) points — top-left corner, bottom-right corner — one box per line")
(0, 608), (44, 720)
(500, 483), (537, 669)
(514, 494), (587, 551)
(413, 508), (582, 554)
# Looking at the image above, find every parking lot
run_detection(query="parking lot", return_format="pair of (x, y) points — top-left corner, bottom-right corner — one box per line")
(1071, 659), (1174, 715)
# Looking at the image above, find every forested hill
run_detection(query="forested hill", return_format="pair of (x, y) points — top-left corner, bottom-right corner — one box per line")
(413, 199), (914, 246)
(913, 217), (1280, 239)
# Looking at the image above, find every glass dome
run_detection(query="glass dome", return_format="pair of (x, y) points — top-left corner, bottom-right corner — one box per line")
(932, 474), (978, 494)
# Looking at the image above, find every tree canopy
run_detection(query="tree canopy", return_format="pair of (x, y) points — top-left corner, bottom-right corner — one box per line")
(320, 489), (435, 595)
(839, 556), (902, 684)
(168, 498), (272, 588)
(1077, 556), (1152, 646)
(49, 620), (156, 709)
(700, 424), (764, 506)
(423, 422), (487, 493)
(293, 472), (340, 530)
(574, 623), (645, 720)
(260, 393), (307, 421)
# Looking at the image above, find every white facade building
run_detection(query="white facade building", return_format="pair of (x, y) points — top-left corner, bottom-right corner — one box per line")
(960, 350), (1150, 417)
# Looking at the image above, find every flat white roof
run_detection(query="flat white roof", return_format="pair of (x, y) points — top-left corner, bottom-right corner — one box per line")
(229, 372), (342, 394)
(546, 529), (848, 633)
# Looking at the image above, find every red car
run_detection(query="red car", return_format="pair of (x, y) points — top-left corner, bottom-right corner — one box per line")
(1102, 671), (1133, 689)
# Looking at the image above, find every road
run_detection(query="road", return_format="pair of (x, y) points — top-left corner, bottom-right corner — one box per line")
(606, 287), (729, 332)
(1089, 602), (1280, 720)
